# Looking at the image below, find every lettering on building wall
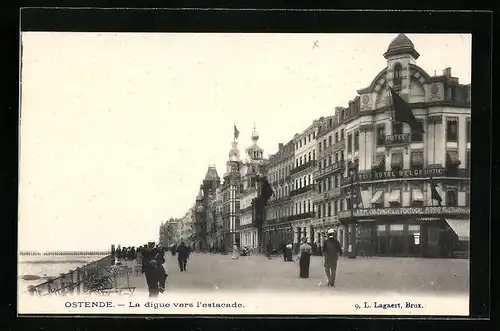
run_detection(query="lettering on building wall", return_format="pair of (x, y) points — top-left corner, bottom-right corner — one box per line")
(342, 167), (447, 186)
(352, 206), (470, 217)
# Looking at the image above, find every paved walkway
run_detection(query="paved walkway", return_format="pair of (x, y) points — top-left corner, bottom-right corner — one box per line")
(121, 252), (469, 294)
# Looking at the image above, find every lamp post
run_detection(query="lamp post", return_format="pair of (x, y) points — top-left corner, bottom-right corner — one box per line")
(347, 164), (357, 258)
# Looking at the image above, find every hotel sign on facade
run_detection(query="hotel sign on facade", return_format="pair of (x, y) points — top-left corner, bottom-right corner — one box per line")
(339, 206), (470, 219)
(341, 167), (448, 186)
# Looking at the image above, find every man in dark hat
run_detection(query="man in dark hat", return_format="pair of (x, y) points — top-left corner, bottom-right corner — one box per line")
(176, 241), (190, 272)
(142, 242), (160, 297)
(322, 228), (343, 287)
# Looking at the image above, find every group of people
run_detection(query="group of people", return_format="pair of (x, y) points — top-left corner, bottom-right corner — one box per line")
(296, 228), (343, 286)
(264, 228), (343, 286)
(139, 241), (192, 297)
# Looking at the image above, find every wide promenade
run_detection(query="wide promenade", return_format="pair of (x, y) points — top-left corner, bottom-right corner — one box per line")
(124, 252), (469, 294)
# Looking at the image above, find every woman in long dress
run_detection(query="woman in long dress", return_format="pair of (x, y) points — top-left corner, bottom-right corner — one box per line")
(231, 242), (240, 260)
(296, 237), (312, 278)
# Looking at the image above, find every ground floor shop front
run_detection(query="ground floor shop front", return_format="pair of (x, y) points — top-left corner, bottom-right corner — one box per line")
(342, 217), (470, 258)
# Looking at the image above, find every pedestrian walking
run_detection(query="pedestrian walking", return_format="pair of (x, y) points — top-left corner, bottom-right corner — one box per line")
(285, 242), (293, 262)
(266, 241), (273, 259)
(322, 228), (343, 287)
(296, 237), (312, 278)
(155, 246), (168, 293)
(176, 241), (190, 272)
(142, 242), (160, 297)
(231, 240), (240, 260)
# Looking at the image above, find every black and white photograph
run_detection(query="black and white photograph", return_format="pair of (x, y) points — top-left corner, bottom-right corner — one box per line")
(18, 31), (472, 315)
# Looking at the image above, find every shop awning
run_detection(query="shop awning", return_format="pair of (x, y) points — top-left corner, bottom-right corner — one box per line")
(446, 151), (461, 166)
(370, 190), (384, 204)
(412, 188), (424, 202)
(388, 189), (401, 203)
(391, 153), (403, 168)
(372, 155), (385, 169)
(445, 219), (470, 241)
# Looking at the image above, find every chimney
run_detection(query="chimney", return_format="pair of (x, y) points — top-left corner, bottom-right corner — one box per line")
(278, 143), (284, 150)
(443, 67), (452, 77)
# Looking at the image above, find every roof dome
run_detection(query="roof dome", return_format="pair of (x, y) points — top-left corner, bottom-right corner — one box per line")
(384, 33), (420, 59)
(251, 127), (259, 141)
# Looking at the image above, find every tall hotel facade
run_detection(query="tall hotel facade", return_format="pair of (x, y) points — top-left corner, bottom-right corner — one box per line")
(289, 123), (318, 251)
(335, 34), (470, 258)
(263, 140), (295, 248)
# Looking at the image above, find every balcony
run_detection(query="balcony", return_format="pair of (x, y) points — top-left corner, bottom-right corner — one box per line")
(314, 160), (346, 179)
(385, 133), (410, 146)
(290, 184), (315, 197)
(290, 160), (317, 176)
(338, 206), (470, 220)
(313, 187), (341, 203)
(287, 211), (315, 222)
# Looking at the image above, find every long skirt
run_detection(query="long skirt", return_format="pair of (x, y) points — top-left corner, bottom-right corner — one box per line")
(299, 252), (311, 278)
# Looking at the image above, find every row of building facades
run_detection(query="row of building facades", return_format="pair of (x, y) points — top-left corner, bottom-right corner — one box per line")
(164, 34), (470, 258)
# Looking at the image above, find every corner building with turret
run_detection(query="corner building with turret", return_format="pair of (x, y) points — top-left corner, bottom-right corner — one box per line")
(327, 34), (470, 258)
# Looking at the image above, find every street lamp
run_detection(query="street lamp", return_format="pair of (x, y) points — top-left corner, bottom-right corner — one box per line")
(347, 164), (357, 258)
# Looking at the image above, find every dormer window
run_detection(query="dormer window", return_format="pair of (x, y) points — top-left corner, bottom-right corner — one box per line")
(393, 63), (403, 86)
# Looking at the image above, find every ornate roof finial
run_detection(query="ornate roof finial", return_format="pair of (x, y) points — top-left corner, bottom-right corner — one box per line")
(251, 123), (259, 142)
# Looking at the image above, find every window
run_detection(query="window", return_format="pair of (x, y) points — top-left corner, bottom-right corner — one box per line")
(411, 151), (424, 170)
(323, 180), (327, 192)
(446, 187), (458, 206)
(323, 159), (327, 168)
(299, 140), (302, 148)
(340, 110), (345, 120)
(318, 181), (322, 193)
(313, 131), (316, 139)
(340, 200), (344, 211)
(328, 203), (332, 217)
(340, 150), (344, 161)
(296, 159), (299, 168)
(392, 122), (403, 135)
(312, 150), (316, 160)
(341, 129), (345, 141)
(328, 155), (332, 166)
(322, 204), (326, 217)
(327, 177), (332, 191)
(376, 125), (386, 146)
(329, 118), (333, 127)
(347, 133), (353, 153)
(308, 200), (311, 212)
(391, 152), (403, 171)
(308, 175), (311, 185)
(319, 141), (322, 152)
(335, 153), (339, 163)
(317, 204), (322, 218)
(446, 118), (458, 142)
(354, 131), (360, 151)
(411, 119), (424, 142)
(333, 200), (338, 215)
(335, 132), (339, 143)
(308, 152), (311, 162)
(466, 118), (471, 143)
(328, 136), (332, 146)
(393, 63), (403, 86)
(334, 175), (339, 188)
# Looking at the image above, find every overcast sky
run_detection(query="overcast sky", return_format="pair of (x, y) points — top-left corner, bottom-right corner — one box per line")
(18, 33), (471, 251)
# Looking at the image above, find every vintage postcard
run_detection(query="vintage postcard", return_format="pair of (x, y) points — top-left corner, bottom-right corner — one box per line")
(18, 32), (471, 316)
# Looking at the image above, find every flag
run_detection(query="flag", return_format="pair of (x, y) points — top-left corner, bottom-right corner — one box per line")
(259, 177), (274, 203)
(354, 183), (364, 209)
(389, 87), (425, 134)
(234, 124), (240, 139)
(430, 178), (442, 206)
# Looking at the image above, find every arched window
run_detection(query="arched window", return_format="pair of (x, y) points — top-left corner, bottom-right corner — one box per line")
(393, 63), (403, 86)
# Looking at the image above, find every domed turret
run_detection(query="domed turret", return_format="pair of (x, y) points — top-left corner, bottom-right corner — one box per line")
(251, 124), (259, 142)
(384, 33), (420, 60)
